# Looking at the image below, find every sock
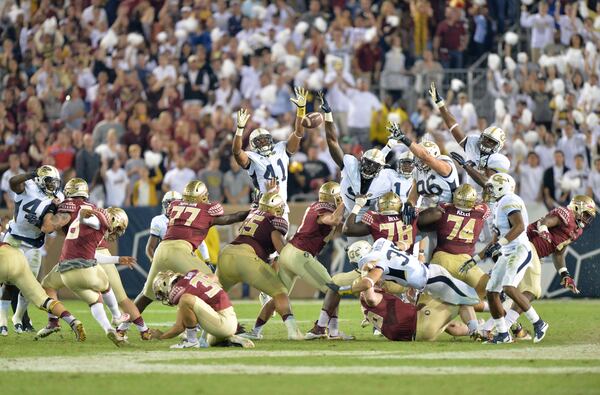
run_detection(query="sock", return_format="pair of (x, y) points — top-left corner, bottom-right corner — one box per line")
(329, 316), (339, 337)
(186, 327), (198, 342)
(524, 307), (540, 324)
(482, 301), (490, 312)
(47, 312), (58, 320)
(132, 316), (148, 333)
(505, 309), (521, 327)
(494, 317), (508, 334)
(12, 292), (29, 324)
(90, 303), (113, 332)
(117, 321), (131, 332)
(253, 317), (266, 334)
(59, 311), (76, 326)
(482, 317), (495, 332)
(0, 300), (10, 327)
(101, 289), (122, 320)
(283, 315), (298, 334)
(317, 309), (329, 328)
(467, 319), (478, 335)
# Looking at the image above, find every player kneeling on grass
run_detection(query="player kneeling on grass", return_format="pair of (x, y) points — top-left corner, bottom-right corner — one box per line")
(150, 270), (254, 349)
(0, 242), (86, 340)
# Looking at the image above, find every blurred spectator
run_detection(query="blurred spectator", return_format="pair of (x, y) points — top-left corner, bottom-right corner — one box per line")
(347, 78), (382, 148)
(92, 109), (126, 147)
(371, 95), (408, 146)
(125, 144), (146, 191)
(355, 37), (382, 83)
(323, 59), (354, 135)
(162, 155), (196, 194)
(557, 123), (587, 170)
(295, 145), (331, 194)
(223, 156), (251, 205)
(410, 0), (433, 58)
(1, 154), (23, 212)
(198, 153), (223, 203)
(516, 152), (544, 205)
(520, 2), (554, 63)
(411, 50), (443, 93)
(561, 154), (588, 200)
(95, 128), (124, 162)
(101, 158), (129, 207)
(131, 166), (163, 207)
(588, 158), (600, 205)
(60, 87), (86, 131)
(75, 134), (101, 185)
(48, 130), (76, 172)
(433, 6), (468, 69)
(542, 150), (569, 209)
(28, 130), (48, 167)
(380, 36), (408, 98)
(534, 127), (556, 170)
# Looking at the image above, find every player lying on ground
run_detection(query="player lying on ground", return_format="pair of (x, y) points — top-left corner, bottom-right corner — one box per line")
(150, 270), (254, 349)
(0, 242), (86, 340)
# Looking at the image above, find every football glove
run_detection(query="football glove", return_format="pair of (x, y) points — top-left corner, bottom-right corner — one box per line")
(560, 271), (580, 294)
(484, 242), (502, 258)
(354, 195), (368, 208)
(237, 108), (250, 129)
(459, 257), (478, 275)
(290, 86), (308, 108)
(428, 82), (444, 106)
(450, 152), (475, 169)
(401, 202), (416, 225)
(386, 122), (412, 147)
(318, 91), (331, 113)
(534, 222), (552, 244)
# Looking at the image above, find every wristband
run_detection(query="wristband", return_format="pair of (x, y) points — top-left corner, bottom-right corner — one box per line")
(472, 255), (482, 263)
(537, 224), (549, 233)
(296, 106), (306, 118)
(435, 99), (446, 108)
(558, 267), (570, 278)
(399, 135), (412, 147)
(498, 237), (509, 246)
(235, 127), (244, 136)
(324, 112), (333, 122)
(351, 204), (362, 215)
(449, 123), (459, 132)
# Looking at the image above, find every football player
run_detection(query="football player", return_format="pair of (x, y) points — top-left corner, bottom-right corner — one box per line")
(135, 180), (248, 313)
(0, 165), (70, 335)
(460, 174), (549, 344)
(150, 270), (254, 349)
(0, 242), (86, 341)
(390, 151), (415, 201)
(232, 87), (307, 219)
(216, 192), (303, 340)
(38, 178), (150, 340)
(57, 206), (133, 346)
(242, 182), (346, 340)
(146, 191), (212, 264)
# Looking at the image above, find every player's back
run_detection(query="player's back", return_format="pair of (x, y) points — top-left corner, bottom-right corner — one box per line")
(232, 209), (289, 261)
(371, 238), (428, 290)
(527, 207), (582, 257)
(60, 204), (108, 262)
(289, 202), (336, 256)
(362, 210), (416, 248)
(9, 180), (58, 247)
(495, 193), (529, 249)
(59, 198), (95, 229)
(169, 270), (232, 311)
(361, 291), (417, 341)
(164, 200), (224, 249)
(435, 203), (489, 256)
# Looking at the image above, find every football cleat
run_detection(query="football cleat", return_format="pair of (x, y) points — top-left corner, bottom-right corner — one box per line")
(239, 329), (263, 340)
(484, 331), (513, 344)
(533, 320), (549, 343)
(0, 325), (8, 336)
(106, 329), (127, 347)
(305, 322), (327, 340)
(13, 322), (24, 334)
(373, 327), (382, 337)
(328, 332), (355, 341)
(170, 340), (202, 349)
(111, 313), (130, 326)
(35, 322), (61, 340)
(23, 321), (35, 332)
(140, 330), (152, 341)
(511, 322), (532, 341)
(70, 320), (86, 342)
(288, 328), (305, 341)
(227, 335), (255, 349)
(360, 318), (370, 328)
(117, 329), (129, 341)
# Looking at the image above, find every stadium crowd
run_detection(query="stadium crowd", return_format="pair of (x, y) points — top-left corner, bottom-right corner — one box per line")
(0, 0), (598, 214)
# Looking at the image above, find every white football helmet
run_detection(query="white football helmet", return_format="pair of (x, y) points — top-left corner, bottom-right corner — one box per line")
(35, 165), (61, 196)
(347, 240), (372, 268)
(483, 173), (515, 202)
(396, 151), (415, 178)
(479, 126), (506, 155)
(360, 149), (386, 179)
(162, 190), (182, 213)
(249, 128), (274, 157)
(415, 141), (440, 171)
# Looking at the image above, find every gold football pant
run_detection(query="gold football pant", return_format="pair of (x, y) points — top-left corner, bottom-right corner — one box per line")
(143, 239), (211, 300)
(430, 251), (486, 291)
(278, 244), (333, 293)
(415, 294), (459, 341)
(60, 265), (109, 305)
(183, 295), (237, 345)
(0, 245), (49, 308)
(216, 244), (287, 296)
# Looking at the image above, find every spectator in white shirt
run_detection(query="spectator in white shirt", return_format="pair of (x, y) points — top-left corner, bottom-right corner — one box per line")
(324, 59), (355, 135)
(520, 2), (555, 62)
(533, 126), (556, 169)
(555, 2), (583, 46)
(1, 154), (24, 213)
(152, 53), (177, 85)
(587, 158), (600, 204)
(347, 78), (382, 148)
(516, 152), (544, 204)
(294, 56), (324, 90)
(81, 0), (108, 30)
(214, 75), (242, 112)
(557, 123), (588, 170)
(101, 158), (129, 207)
(162, 155), (196, 194)
(562, 154), (589, 200)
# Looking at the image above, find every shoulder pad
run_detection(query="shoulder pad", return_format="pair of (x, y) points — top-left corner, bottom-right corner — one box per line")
(313, 202), (335, 214)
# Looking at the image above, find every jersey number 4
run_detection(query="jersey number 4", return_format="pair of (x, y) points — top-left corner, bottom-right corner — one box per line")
(14, 198), (42, 225)
(264, 159), (287, 181)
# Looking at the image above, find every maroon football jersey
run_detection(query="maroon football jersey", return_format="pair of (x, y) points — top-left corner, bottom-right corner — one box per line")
(168, 270), (232, 311)
(231, 210), (288, 261)
(163, 200), (224, 249)
(360, 291), (417, 341)
(361, 210), (418, 250)
(289, 202), (336, 256)
(59, 198), (110, 249)
(434, 203), (489, 256)
(527, 207), (582, 258)
(60, 205), (109, 261)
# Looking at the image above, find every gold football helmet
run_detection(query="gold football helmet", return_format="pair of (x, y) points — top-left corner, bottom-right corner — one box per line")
(453, 184), (478, 211)
(162, 190), (182, 213)
(106, 207), (129, 240)
(568, 195), (596, 228)
(35, 165), (61, 196)
(479, 126), (506, 155)
(64, 177), (89, 199)
(182, 180), (209, 203)
(258, 192), (285, 216)
(152, 270), (181, 305)
(378, 191), (402, 215)
(319, 181), (342, 207)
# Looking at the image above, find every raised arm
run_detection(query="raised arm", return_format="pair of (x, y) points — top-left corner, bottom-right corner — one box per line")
(342, 195), (371, 236)
(212, 210), (251, 225)
(10, 171), (36, 194)
(232, 108), (251, 169)
(287, 86), (307, 155)
(428, 82), (466, 147)
(449, 152), (489, 187)
(318, 203), (345, 227)
(319, 91), (344, 169)
(415, 206), (444, 231)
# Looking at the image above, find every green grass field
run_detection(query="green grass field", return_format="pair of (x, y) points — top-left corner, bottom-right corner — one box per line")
(1, 299), (599, 395)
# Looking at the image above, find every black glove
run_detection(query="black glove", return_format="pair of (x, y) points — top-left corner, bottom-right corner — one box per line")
(386, 122), (412, 147)
(402, 202), (416, 225)
(318, 91), (331, 113)
(484, 242), (502, 258)
(450, 152), (475, 169)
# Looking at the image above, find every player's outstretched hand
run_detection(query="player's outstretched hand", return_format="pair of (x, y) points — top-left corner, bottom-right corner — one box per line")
(459, 258), (478, 275)
(561, 275), (580, 294)
(237, 108), (250, 129)
(118, 256), (136, 269)
(429, 82), (444, 105)
(317, 91), (331, 113)
(290, 86), (308, 108)
(354, 194), (370, 209)
(484, 242), (502, 258)
(450, 152), (475, 169)
(79, 208), (94, 219)
(149, 328), (163, 339)
(265, 178), (279, 193)
(401, 202), (416, 225)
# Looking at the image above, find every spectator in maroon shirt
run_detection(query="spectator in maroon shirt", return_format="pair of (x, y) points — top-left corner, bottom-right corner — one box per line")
(121, 118), (149, 151)
(48, 130), (76, 171)
(355, 38), (383, 83)
(433, 6), (468, 69)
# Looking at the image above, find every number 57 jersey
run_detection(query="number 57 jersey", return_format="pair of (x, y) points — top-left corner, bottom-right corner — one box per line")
(163, 200), (224, 250)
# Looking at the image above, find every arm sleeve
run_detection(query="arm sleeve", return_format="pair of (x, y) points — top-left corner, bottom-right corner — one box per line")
(95, 251), (120, 265)
(271, 217), (289, 235)
(198, 241), (210, 261)
(361, 211), (375, 226)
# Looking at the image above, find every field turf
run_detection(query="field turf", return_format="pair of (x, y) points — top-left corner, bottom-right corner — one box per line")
(1, 299), (599, 395)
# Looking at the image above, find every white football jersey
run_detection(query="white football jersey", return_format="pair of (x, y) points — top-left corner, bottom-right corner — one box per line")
(246, 141), (290, 208)
(340, 155), (395, 220)
(414, 155), (459, 207)
(389, 172), (413, 202)
(149, 214), (169, 240)
(493, 193), (530, 251)
(7, 180), (62, 248)
(361, 238), (429, 290)
(464, 135), (484, 166)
